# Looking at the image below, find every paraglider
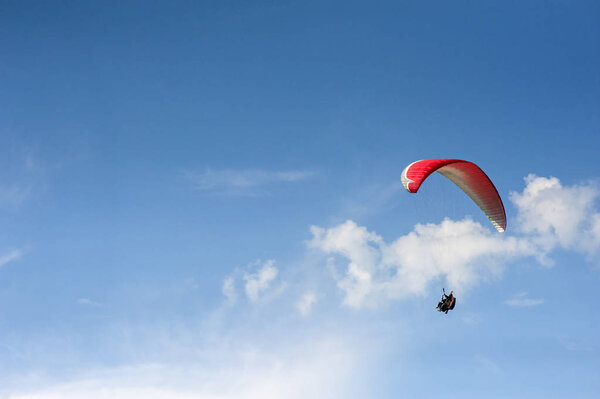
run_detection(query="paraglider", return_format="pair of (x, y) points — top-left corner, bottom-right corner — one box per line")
(401, 159), (506, 232)
(401, 159), (504, 314)
(436, 288), (456, 314)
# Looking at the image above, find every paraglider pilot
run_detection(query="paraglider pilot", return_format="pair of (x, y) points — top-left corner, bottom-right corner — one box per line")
(436, 288), (456, 314)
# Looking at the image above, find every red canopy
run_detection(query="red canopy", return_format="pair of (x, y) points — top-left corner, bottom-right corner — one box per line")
(401, 159), (506, 232)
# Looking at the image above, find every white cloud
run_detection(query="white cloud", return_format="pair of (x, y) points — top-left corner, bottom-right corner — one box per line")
(222, 277), (237, 305)
(244, 260), (278, 302)
(510, 174), (600, 257)
(308, 175), (600, 309)
(504, 292), (544, 307)
(309, 218), (530, 308)
(185, 168), (313, 194)
(0, 249), (22, 268)
(295, 290), (317, 316)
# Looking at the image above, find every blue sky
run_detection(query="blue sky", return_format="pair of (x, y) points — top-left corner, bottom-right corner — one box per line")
(1, 1), (599, 398)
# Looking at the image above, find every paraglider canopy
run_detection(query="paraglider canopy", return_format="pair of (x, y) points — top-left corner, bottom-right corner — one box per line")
(401, 159), (506, 232)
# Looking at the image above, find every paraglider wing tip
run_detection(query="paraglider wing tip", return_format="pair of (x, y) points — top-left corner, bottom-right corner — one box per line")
(401, 163), (416, 192)
(491, 220), (506, 233)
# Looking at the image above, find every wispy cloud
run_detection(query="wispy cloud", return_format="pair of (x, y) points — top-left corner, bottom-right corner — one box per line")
(244, 259), (279, 302)
(222, 276), (237, 305)
(308, 175), (600, 309)
(295, 290), (317, 316)
(559, 337), (596, 352)
(6, 334), (363, 399)
(0, 249), (22, 268)
(504, 292), (544, 307)
(337, 181), (404, 220)
(473, 354), (501, 375)
(185, 168), (313, 195)
(0, 185), (32, 208)
(76, 298), (102, 307)
(0, 146), (48, 209)
(462, 313), (482, 325)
